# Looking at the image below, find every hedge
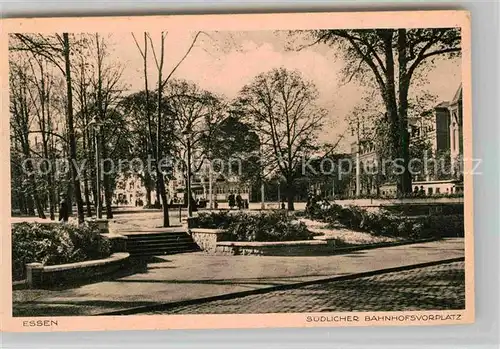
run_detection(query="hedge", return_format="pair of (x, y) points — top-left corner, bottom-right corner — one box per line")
(193, 211), (315, 242)
(306, 204), (464, 240)
(12, 222), (111, 281)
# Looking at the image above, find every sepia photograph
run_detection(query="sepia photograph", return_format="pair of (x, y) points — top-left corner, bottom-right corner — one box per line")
(1, 11), (473, 331)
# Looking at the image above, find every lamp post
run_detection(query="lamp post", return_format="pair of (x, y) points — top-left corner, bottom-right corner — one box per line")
(208, 150), (213, 210)
(259, 141), (265, 210)
(86, 117), (102, 218)
(355, 118), (361, 198)
(182, 125), (193, 218)
(95, 123), (102, 219)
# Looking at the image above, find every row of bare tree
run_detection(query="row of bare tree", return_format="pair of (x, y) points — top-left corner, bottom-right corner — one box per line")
(9, 28), (461, 225)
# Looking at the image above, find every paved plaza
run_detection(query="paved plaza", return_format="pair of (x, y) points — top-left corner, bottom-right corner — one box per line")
(146, 261), (465, 314)
(12, 238), (464, 317)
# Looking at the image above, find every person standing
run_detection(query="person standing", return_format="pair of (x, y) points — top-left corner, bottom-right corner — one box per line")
(419, 186), (426, 197)
(236, 193), (243, 210)
(58, 197), (69, 223)
(228, 193), (235, 209)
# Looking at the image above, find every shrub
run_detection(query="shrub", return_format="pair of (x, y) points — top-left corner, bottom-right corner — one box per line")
(12, 222), (111, 281)
(414, 214), (464, 238)
(308, 204), (464, 240)
(193, 211), (314, 242)
(192, 211), (234, 229)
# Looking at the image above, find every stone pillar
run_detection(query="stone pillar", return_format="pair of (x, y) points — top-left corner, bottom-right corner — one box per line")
(186, 217), (197, 229)
(95, 218), (109, 234)
(26, 262), (44, 289)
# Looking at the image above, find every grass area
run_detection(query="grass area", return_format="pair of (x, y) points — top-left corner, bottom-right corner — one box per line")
(296, 218), (402, 245)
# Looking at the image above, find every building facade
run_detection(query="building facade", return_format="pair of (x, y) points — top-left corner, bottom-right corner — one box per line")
(170, 172), (251, 204)
(350, 84), (464, 197)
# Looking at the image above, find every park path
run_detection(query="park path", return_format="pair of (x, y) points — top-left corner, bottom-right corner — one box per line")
(12, 238), (464, 317)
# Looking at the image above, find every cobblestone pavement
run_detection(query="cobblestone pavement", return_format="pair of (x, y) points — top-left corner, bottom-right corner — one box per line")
(147, 262), (465, 314)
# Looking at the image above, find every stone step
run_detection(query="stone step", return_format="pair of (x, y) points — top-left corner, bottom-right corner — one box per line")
(126, 235), (193, 243)
(127, 242), (199, 250)
(128, 248), (200, 256)
(123, 231), (200, 256)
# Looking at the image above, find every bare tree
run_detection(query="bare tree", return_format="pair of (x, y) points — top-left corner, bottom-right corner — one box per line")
(26, 55), (58, 219)
(12, 33), (86, 223)
(302, 28), (461, 194)
(149, 32), (170, 227)
(132, 31), (206, 226)
(90, 33), (125, 219)
(165, 80), (227, 216)
(238, 67), (327, 210)
(9, 60), (44, 218)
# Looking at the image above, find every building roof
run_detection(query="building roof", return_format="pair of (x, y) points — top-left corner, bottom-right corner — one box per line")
(433, 84), (462, 110)
(451, 83), (462, 104)
(434, 101), (450, 109)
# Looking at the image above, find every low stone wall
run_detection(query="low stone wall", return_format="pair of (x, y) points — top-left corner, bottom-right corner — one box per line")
(26, 252), (130, 289)
(379, 203), (463, 217)
(101, 232), (128, 253)
(215, 240), (330, 256)
(189, 228), (227, 253)
(336, 197), (464, 207)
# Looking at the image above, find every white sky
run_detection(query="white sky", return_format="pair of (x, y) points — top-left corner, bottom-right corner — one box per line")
(107, 30), (461, 152)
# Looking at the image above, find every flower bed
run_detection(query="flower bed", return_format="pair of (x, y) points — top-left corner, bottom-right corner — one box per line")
(191, 211), (315, 242)
(305, 204), (464, 240)
(12, 222), (111, 281)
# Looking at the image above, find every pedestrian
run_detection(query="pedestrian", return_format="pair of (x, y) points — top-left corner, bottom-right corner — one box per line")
(236, 193), (243, 210)
(191, 195), (198, 212)
(419, 186), (425, 197)
(58, 197), (69, 223)
(413, 186), (419, 197)
(228, 193), (235, 209)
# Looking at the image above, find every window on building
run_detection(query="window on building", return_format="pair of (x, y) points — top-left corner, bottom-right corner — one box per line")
(428, 187), (433, 195)
(436, 188), (441, 194)
(451, 123), (456, 151)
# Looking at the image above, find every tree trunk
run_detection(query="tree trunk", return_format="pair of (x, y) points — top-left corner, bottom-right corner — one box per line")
(83, 170), (92, 217)
(156, 33), (170, 227)
(397, 29), (412, 195)
(380, 30), (404, 194)
(145, 171), (152, 206)
(38, 62), (55, 220)
(41, 134), (54, 220)
(82, 95), (93, 217)
(101, 138), (114, 219)
(155, 180), (161, 207)
(20, 134), (45, 218)
(63, 33), (85, 223)
(286, 177), (295, 211)
(19, 192), (27, 215)
(45, 162), (55, 220)
(25, 159), (46, 219)
(26, 192), (35, 216)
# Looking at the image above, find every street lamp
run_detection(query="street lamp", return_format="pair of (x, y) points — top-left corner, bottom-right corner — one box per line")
(182, 124), (193, 218)
(87, 117), (102, 219)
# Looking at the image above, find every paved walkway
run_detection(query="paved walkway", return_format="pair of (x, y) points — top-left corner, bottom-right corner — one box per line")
(12, 238), (464, 317)
(146, 261), (465, 314)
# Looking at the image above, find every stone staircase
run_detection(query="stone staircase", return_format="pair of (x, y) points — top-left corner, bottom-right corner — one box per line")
(123, 229), (200, 257)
